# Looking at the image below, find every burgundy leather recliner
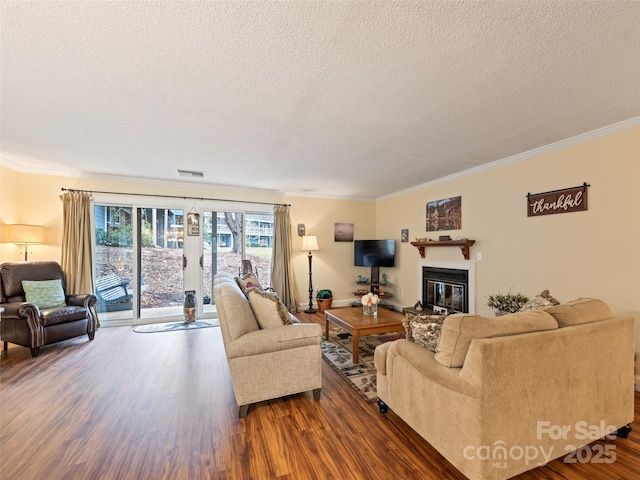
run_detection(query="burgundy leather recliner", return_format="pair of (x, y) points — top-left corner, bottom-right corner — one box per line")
(0, 261), (97, 357)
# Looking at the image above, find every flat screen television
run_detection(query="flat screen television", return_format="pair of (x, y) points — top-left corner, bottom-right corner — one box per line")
(354, 239), (395, 267)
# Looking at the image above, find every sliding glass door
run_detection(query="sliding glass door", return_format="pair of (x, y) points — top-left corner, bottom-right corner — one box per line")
(94, 200), (273, 324)
(138, 207), (185, 320)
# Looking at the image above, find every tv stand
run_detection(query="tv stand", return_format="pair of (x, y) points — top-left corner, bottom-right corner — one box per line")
(369, 267), (380, 294)
(351, 266), (394, 308)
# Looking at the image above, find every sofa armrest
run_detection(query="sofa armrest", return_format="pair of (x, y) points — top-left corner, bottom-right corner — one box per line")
(0, 301), (40, 320)
(67, 294), (98, 308)
(0, 301), (44, 347)
(374, 341), (392, 375)
(225, 323), (322, 359)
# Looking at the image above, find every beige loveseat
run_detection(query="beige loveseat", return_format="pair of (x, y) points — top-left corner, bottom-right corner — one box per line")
(375, 298), (635, 480)
(213, 273), (322, 417)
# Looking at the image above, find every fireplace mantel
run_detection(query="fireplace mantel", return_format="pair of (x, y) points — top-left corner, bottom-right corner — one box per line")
(410, 239), (476, 260)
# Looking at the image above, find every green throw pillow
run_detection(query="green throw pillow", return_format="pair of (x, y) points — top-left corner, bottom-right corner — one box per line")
(22, 279), (66, 309)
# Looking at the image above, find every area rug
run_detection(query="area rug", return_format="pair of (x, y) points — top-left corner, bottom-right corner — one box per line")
(321, 327), (405, 404)
(133, 319), (219, 333)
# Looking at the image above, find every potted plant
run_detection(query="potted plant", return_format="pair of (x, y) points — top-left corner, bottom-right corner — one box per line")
(486, 290), (529, 315)
(203, 294), (211, 305)
(316, 289), (333, 312)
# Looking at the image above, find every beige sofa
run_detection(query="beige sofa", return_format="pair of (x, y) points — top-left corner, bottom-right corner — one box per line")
(375, 298), (635, 480)
(213, 273), (322, 417)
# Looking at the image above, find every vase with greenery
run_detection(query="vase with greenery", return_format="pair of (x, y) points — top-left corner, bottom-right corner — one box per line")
(316, 289), (333, 312)
(486, 290), (529, 315)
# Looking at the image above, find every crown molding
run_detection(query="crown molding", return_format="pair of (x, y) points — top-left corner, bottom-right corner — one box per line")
(378, 116), (640, 201)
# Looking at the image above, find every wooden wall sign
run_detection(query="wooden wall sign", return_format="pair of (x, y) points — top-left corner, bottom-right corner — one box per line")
(527, 183), (589, 217)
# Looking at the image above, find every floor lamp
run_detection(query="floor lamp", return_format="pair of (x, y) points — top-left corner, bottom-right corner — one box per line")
(4, 224), (45, 260)
(301, 235), (319, 313)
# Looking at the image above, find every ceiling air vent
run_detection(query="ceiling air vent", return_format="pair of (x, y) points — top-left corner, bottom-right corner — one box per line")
(176, 169), (205, 179)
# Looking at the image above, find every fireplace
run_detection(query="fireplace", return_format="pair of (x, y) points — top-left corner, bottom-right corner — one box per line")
(418, 260), (475, 314)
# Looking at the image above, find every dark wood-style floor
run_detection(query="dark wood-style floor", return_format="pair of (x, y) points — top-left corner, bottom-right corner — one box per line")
(1, 312), (639, 480)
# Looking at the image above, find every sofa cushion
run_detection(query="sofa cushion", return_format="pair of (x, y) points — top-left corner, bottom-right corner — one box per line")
(247, 288), (292, 328)
(543, 298), (613, 327)
(435, 310), (558, 367)
(236, 274), (263, 295)
(39, 306), (89, 326)
(22, 279), (66, 309)
(519, 289), (560, 311)
(215, 279), (260, 341)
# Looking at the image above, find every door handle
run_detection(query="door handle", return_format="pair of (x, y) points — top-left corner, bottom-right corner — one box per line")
(200, 255), (203, 268)
(183, 256), (187, 269)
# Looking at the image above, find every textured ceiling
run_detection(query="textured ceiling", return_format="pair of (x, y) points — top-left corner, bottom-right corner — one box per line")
(1, 1), (639, 200)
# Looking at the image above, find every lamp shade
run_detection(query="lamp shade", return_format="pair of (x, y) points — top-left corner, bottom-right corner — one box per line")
(4, 224), (45, 244)
(301, 235), (319, 252)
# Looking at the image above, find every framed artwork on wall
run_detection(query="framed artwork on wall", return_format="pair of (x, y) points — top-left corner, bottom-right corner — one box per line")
(401, 229), (409, 242)
(334, 223), (354, 242)
(187, 212), (200, 236)
(426, 196), (461, 231)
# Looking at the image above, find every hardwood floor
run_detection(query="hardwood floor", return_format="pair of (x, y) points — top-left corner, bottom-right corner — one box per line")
(1, 313), (639, 480)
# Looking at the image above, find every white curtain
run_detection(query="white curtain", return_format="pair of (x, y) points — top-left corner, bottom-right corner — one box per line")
(270, 205), (299, 312)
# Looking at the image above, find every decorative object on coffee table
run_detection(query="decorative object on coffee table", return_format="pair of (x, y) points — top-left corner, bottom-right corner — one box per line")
(361, 292), (379, 316)
(486, 290), (529, 315)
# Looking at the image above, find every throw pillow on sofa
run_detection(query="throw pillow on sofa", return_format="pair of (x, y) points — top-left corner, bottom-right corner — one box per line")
(519, 289), (560, 311)
(410, 318), (447, 352)
(236, 274), (263, 295)
(402, 313), (447, 352)
(247, 288), (292, 328)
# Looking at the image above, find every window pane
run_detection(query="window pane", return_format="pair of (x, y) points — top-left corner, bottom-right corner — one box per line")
(244, 212), (273, 287)
(94, 205), (134, 320)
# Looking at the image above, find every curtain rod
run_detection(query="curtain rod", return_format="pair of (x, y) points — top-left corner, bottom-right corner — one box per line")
(61, 188), (290, 207)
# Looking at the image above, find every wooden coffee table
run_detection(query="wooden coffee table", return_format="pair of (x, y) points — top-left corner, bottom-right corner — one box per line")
(324, 307), (404, 364)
